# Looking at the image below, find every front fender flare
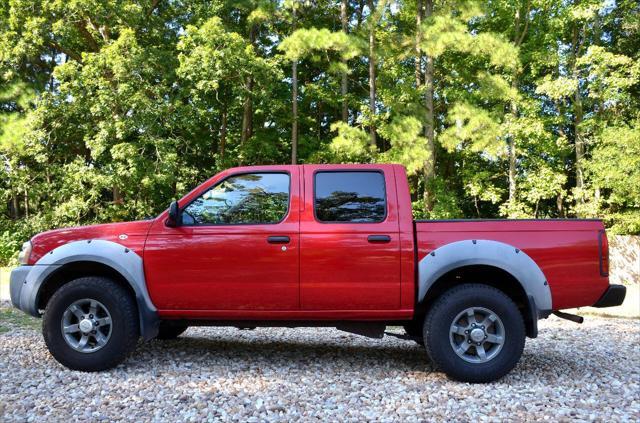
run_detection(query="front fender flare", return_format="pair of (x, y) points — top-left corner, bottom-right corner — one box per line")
(418, 239), (552, 312)
(21, 239), (159, 340)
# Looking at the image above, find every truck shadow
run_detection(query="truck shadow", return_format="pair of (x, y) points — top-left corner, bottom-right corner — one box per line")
(133, 332), (432, 374)
(128, 330), (614, 382)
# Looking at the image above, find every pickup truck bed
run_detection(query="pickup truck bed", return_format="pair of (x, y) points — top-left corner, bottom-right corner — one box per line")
(416, 219), (609, 310)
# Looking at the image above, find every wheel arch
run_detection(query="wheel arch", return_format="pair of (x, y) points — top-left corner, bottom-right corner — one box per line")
(417, 239), (553, 338)
(25, 240), (159, 340)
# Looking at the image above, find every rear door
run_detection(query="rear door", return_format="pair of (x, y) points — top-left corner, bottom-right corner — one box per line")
(299, 165), (401, 310)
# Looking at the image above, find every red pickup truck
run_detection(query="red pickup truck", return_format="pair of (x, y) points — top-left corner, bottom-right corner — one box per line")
(10, 164), (625, 382)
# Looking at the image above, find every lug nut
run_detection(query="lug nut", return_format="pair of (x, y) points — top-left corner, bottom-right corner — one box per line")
(89, 314), (93, 318)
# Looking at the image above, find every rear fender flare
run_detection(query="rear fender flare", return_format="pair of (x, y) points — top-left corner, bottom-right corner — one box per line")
(418, 239), (553, 312)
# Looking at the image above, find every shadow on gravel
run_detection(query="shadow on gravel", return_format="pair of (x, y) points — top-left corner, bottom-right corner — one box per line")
(122, 331), (633, 384)
(129, 333), (432, 374)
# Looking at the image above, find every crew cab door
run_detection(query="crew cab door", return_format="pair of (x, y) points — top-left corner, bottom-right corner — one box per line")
(144, 166), (300, 311)
(300, 165), (401, 310)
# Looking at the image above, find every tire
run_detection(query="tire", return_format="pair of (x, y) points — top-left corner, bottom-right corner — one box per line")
(423, 283), (525, 383)
(42, 277), (139, 372)
(156, 321), (188, 340)
(403, 321), (425, 346)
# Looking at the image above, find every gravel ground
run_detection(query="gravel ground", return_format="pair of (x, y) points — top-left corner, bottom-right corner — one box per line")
(1, 301), (639, 422)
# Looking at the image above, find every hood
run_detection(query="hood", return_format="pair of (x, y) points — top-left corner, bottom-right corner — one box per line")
(29, 220), (154, 264)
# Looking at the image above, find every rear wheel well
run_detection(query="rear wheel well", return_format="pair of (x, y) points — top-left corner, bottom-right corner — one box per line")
(416, 265), (536, 338)
(37, 261), (137, 313)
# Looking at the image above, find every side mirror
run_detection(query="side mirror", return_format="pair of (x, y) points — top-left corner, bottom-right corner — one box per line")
(166, 200), (182, 227)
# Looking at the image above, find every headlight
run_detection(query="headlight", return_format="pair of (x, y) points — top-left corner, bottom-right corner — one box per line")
(18, 241), (32, 265)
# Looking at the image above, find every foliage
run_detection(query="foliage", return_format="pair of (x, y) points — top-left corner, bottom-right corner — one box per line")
(0, 0), (639, 265)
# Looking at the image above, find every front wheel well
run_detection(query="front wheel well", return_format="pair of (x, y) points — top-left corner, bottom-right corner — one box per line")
(417, 265), (537, 338)
(37, 261), (137, 313)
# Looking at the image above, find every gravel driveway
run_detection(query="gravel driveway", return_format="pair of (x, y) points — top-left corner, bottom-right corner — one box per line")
(1, 301), (639, 422)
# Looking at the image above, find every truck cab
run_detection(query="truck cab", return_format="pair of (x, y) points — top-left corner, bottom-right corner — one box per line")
(144, 164), (414, 318)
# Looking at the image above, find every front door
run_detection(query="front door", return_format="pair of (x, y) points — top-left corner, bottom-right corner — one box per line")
(144, 167), (300, 311)
(300, 165), (401, 310)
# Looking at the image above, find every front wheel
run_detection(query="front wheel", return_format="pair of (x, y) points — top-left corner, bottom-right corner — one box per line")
(43, 277), (139, 371)
(423, 284), (525, 383)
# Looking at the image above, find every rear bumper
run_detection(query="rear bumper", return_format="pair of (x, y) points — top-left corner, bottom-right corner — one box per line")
(593, 284), (626, 308)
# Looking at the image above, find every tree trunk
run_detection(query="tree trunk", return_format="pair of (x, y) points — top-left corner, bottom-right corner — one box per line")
(556, 193), (564, 217)
(356, 0), (365, 29)
(367, 0), (377, 148)
(422, 0), (435, 212)
(506, 0), (531, 206)
(574, 86), (585, 192)
(570, 23), (585, 204)
(241, 78), (253, 147)
(241, 25), (257, 150)
(24, 190), (29, 219)
(291, 7), (299, 164)
(508, 80), (518, 203)
(341, 0), (349, 122)
(113, 186), (123, 205)
(11, 193), (19, 219)
(507, 5), (522, 204)
(415, 0), (422, 88)
(219, 106), (228, 161)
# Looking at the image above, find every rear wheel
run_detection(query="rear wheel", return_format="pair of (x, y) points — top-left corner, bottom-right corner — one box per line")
(43, 277), (139, 371)
(156, 321), (188, 340)
(423, 283), (525, 383)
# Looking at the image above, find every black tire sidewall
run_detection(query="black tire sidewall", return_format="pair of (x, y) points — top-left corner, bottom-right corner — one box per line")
(43, 277), (139, 371)
(424, 284), (525, 383)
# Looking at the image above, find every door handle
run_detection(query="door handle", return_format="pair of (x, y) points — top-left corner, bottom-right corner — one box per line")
(368, 235), (391, 243)
(267, 236), (290, 244)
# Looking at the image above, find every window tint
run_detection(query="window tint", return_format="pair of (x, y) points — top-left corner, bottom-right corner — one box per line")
(314, 171), (386, 223)
(182, 173), (289, 225)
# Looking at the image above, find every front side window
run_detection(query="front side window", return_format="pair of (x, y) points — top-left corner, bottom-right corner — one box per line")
(182, 173), (290, 225)
(314, 171), (386, 223)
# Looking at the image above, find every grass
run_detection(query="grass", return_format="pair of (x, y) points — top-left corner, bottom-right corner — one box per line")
(0, 266), (41, 333)
(0, 266), (10, 296)
(0, 303), (41, 334)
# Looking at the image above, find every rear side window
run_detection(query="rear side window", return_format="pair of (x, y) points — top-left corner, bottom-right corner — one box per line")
(314, 171), (386, 223)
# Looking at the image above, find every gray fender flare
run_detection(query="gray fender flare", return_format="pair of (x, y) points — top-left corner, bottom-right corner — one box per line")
(21, 239), (159, 340)
(418, 239), (553, 313)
